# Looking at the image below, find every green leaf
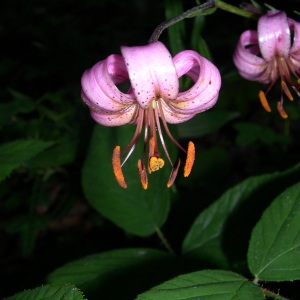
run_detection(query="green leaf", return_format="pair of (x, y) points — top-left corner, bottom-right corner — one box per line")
(248, 182), (300, 281)
(82, 125), (172, 236)
(233, 122), (290, 146)
(29, 137), (78, 168)
(0, 140), (55, 182)
(177, 110), (239, 138)
(0, 89), (35, 126)
(164, 0), (185, 54)
(47, 248), (175, 299)
(136, 270), (264, 299)
(182, 163), (300, 268)
(6, 215), (47, 256)
(6, 284), (85, 300)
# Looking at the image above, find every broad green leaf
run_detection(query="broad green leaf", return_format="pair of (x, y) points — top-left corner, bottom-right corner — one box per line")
(177, 110), (239, 138)
(136, 270), (264, 299)
(248, 182), (300, 281)
(29, 137), (78, 168)
(82, 124), (172, 236)
(0, 140), (55, 182)
(6, 284), (85, 300)
(182, 163), (300, 268)
(47, 248), (175, 299)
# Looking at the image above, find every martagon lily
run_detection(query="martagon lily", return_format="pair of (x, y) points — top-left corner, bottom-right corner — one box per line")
(81, 41), (221, 189)
(233, 11), (300, 118)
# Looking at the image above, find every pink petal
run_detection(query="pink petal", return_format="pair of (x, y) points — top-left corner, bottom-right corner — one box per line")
(81, 54), (135, 113)
(90, 105), (138, 126)
(167, 50), (221, 119)
(288, 17), (300, 61)
(121, 42), (179, 109)
(233, 30), (269, 82)
(258, 11), (291, 61)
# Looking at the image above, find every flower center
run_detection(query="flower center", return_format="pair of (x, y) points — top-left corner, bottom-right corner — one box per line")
(112, 98), (195, 189)
(258, 56), (300, 118)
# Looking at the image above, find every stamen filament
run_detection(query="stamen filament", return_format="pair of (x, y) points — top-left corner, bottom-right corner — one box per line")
(157, 99), (186, 153)
(167, 158), (181, 188)
(121, 108), (144, 167)
(138, 159), (148, 189)
(112, 146), (127, 188)
(153, 101), (174, 166)
(258, 90), (271, 112)
(281, 80), (294, 101)
(277, 101), (288, 119)
(184, 141), (195, 177)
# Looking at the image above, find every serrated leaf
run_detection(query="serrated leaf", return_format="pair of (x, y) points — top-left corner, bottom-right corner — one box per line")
(177, 110), (239, 138)
(82, 125), (171, 236)
(248, 182), (300, 281)
(0, 140), (55, 182)
(47, 248), (175, 299)
(6, 284), (85, 300)
(182, 163), (300, 268)
(136, 270), (264, 299)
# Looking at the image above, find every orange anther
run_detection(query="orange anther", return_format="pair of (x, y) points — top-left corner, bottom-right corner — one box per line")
(258, 90), (271, 112)
(138, 160), (148, 190)
(184, 141), (195, 177)
(167, 158), (180, 188)
(281, 80), (294, 101)
(149, 156), (164, 173)
(277, 102), (288, 119)
(112, 146), (127, 188)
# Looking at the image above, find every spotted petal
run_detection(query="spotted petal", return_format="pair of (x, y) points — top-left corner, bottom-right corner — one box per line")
(121, 42), (179, 109)
(162, 50), (221, 124)
(81, 54), (138, 126)
(258, 11), (291, 61)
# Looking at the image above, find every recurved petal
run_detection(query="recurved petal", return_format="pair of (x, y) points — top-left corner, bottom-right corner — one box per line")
(169, 50), (221, 115)
(288, 17), (300, 60)
(121, 42), (179, 109)
(258, 11), (291, 61)
(160, 99), (197, 124)
(233, 30), (269, 81)
(90, 104), (138, 126)
(81, 54), (135, 113)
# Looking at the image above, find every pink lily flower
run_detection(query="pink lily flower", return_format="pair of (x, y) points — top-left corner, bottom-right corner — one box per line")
(81, 41), (221, 189)
(233, 11), (300, 118)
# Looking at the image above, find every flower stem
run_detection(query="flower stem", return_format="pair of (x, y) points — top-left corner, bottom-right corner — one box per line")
(149, 0), (215, 42)
(262, 288), (290, 300)
(155, 227), (175, 255)
(149, 0), (258, 43)
(215, 0), (257, 19)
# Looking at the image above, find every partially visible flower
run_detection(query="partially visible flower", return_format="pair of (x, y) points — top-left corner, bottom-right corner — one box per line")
(81, 41), (221, 189)
(233, 11), (300, 118)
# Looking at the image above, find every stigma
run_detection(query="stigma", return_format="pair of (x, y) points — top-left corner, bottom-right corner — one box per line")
(112, 99), (195, 189)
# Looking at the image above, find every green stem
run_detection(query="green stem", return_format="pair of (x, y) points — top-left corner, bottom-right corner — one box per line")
(149, 0), (215, 42)
(155, 227), (175, 255)
(215, 0), (257, 19)
(262, 288), (290, 300)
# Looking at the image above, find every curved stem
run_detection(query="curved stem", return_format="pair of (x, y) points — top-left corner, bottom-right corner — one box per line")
(149, 0), (215, 42)
(262, 288), (290, 300)
(155, 227), (175, 255)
